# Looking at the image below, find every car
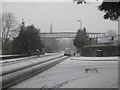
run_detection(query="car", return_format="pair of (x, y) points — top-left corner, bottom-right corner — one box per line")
(64, 52), (71, 56)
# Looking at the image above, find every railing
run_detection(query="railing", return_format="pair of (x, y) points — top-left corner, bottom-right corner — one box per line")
(84, 35), (120, 47)
(40, 32), (106, 38)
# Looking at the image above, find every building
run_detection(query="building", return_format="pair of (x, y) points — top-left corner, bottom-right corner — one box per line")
(82, 35), (120, 57)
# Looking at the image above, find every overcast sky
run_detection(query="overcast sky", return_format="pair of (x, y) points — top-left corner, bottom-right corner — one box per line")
(2, 1), (118, 33)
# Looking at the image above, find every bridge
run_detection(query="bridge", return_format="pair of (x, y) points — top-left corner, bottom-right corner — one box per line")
(40, 32), (106, 38)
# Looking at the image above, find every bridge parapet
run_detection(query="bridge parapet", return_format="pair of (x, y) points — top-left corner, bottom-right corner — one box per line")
(40, 32), (120, 46)
(40, 32), (106, 38)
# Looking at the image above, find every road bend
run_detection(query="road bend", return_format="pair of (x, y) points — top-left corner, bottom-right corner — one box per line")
(1, 53), (69, 89)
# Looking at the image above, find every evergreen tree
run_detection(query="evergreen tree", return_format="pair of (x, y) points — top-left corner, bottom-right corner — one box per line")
(73, 28), (88, 53)
(13, 23), (44, 54)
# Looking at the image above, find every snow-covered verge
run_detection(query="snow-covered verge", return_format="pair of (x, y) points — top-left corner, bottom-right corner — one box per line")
(70, 56), (118, 61)
(0, 52), (62, 64)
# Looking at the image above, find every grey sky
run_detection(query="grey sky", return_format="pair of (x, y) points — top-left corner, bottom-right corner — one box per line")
(2, 2), (118, 33)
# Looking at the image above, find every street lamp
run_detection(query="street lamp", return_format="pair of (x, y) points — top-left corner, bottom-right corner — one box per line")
(77, 20), (82, 29)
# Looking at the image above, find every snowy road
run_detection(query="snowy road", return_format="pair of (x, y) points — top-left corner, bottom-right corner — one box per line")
(1, 52), (64, 76)
(12, 57), (118, 88)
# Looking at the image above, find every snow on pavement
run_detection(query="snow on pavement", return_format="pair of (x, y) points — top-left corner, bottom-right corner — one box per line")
(61, 67), (118, 88)
(12, 57), (118, 88)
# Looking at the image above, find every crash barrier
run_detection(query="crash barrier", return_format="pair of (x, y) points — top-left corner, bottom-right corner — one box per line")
(0, 52), (59, 65)
(1, 52), (45, 60)
(1, 56), (68, 89)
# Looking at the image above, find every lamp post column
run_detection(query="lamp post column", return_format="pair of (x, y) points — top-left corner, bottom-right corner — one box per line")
(77, 20), (82, 29)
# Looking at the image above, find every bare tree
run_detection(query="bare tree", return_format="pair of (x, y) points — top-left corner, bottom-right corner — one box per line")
(2, 12), (18, 43)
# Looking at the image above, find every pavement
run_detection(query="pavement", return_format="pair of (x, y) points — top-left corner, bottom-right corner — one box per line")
(12, 56), (118, 88)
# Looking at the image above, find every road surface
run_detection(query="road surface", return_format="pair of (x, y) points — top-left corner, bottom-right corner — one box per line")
(1, 52), (68, 89)
(1, 52), (64, 76)
(12, 57), (118, 88)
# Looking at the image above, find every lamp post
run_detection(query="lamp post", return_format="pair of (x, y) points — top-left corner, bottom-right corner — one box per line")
(77, 20), (82, 29)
